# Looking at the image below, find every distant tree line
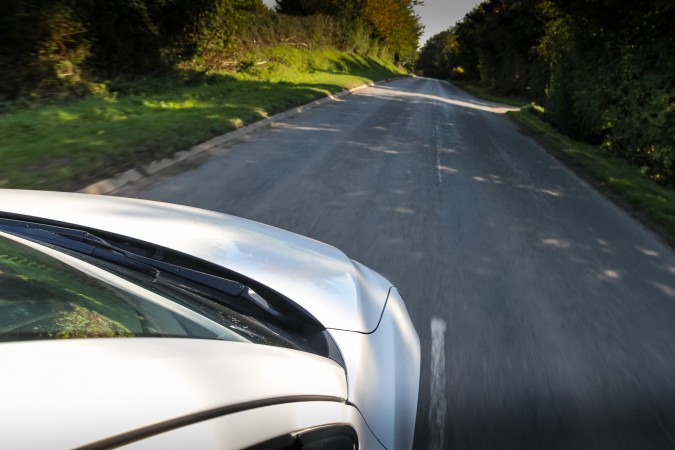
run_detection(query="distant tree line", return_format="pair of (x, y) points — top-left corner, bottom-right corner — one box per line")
(0, 0), (422, 102)
(416, 0), (675, 186)
(274, 0), (423, 66)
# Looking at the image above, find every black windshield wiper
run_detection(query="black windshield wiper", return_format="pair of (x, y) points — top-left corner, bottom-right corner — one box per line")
(0, 219), (282, 320)
(0, 217), (344, 368)
(0, 222), (160, 277)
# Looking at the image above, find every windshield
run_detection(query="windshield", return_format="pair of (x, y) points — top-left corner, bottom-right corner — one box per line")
(0, 231), (285, 346)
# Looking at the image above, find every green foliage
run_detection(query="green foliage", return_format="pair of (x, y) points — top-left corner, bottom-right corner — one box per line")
(510, 105), (675, 242)
(1, 0), (414, 102)
(0, 0), (413, 190)
(361, 0), (423, 66)
(0, 1), (92, 100)
(0, 47), (402, 190)
(416, 29), (459, 78)
(539, 0), (675, 185)
(417, 0), (675, 186)
(274, 0), (423, 66)
(235, 11), (348, 52)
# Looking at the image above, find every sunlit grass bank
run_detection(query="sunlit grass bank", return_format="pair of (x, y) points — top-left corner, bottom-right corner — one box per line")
(0, 47), (403, 190)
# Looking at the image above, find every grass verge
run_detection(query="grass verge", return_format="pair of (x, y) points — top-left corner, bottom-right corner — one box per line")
(511, 105), (675, 247)
(0, 47), (404, 191)
(451, 82), (675, 246)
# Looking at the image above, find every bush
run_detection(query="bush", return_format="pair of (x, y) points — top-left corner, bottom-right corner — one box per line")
(1, 0), (414, 103)
(0, 1), (91, 100)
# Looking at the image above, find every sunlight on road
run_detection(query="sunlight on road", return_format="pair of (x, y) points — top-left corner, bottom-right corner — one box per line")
(361, 85), (520, 114)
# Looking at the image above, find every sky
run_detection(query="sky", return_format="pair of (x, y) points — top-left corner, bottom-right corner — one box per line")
(414, 0), (482, 44)
(260, 0), (483, 46)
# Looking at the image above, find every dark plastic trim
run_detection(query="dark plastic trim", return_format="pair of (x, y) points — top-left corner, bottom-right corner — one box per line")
(74, 395), (345, 450)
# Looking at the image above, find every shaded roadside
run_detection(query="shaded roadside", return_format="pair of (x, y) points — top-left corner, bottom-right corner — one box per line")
(452, 82), (675, 249)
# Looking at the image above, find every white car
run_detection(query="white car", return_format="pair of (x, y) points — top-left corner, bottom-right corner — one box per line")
(0, 190), (420, 450)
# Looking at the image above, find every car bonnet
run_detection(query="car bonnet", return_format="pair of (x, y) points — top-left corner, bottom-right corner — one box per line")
(0, 190), (391, 333)
(0, 338), (347, 449)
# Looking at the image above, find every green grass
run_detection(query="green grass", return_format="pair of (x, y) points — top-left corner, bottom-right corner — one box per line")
(510, 105), (675, 244)
(0, 47), (404, 190)
(452, 81), (675, 245)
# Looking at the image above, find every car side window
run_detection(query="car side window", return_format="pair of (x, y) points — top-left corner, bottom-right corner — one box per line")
(246, 424), (358, 450)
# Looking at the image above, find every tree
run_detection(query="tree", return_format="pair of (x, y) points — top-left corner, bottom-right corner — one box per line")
(275, 0), (423, 65)
(362, 0), (423, 64)
(416, 29), (460, 78)
(421, 0), (675, 184)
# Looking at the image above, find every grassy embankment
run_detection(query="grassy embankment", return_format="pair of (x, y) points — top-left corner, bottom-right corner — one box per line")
(455, 81), (675, 246)
(1, 47), (404, 191)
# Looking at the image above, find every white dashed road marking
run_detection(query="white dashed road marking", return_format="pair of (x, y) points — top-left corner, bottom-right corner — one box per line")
(429, 317), (447, 450)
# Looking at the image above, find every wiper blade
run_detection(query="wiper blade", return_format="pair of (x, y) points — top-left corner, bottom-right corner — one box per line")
(0, 218), (318, 333)
(0, 219), (248, 300)
(0, 217), (342, 366)
(0, 221), (160, 277)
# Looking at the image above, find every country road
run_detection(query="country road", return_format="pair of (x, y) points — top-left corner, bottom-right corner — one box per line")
(116, 77), (675, 449)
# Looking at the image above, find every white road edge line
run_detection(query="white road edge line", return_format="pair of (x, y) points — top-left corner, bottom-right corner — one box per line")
(429, 316), (447, 450)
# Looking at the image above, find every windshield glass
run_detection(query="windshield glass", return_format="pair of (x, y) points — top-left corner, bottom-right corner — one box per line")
(0, 232), (283, 345)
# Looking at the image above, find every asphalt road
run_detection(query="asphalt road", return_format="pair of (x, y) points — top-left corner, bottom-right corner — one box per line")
(117, 77), (675, 449)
